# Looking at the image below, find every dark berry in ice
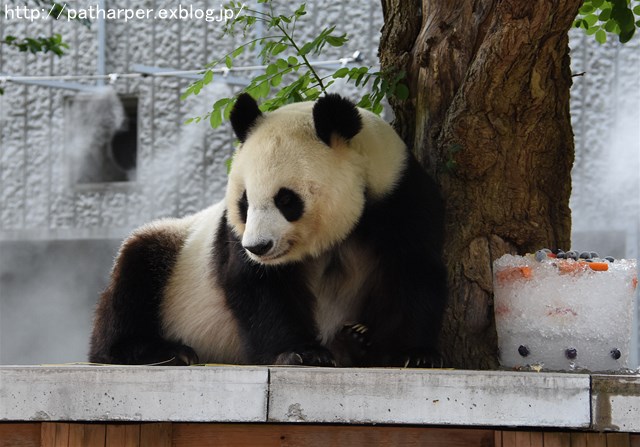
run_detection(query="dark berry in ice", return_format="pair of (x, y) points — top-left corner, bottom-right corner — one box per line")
(518, 345), (530, 357)
(565, 348), (578, 359)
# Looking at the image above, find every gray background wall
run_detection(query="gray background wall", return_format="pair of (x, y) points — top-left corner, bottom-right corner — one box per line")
(0, 1), (638, 365)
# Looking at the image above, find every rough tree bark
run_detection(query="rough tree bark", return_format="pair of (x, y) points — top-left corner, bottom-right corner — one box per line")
(380, 0), (582, 369)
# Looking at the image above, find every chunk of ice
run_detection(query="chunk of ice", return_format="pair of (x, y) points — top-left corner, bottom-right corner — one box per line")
(493, 254), (638, 371)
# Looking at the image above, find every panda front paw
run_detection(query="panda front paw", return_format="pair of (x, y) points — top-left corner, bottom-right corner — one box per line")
(398, 348), (443, 369)
(341, 323), (371, 349)
(274, 345), (336, 367)
(161, 343), (200, 366)
(111, 339), (200, 366)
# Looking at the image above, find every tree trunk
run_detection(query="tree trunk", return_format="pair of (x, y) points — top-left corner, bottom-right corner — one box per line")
(380, 0), (582, 369)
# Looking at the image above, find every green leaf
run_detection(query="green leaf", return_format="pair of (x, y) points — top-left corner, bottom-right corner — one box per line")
(258, 80), (270, 97)
(395, 83), (409, 100)
(203, 70), (214, 85)
(299, 42), (314, 55)
(599, 7), (612, 21)
(266, 63), (278, 76)
(619, 27), (635, 42)
(287, 56), (298, 65)
(225, 56), (232, 69)
(634, 5), (640, 15)
(213, 98), (230, 109)
(595, 28), (607, 43)
(209, 109), (223, 129)
(325, 35), (346, 47)
(333, 67), (350, 78)
(592, 0), (605, 8)
(272, 42), (288, 56)
(579, 3), (595, 14)
(294, 4), (306, 17)
(604, 18), (618, 32)
(372, 102), (384, 115)
(584, 13), (599, 26)
(270, 73), (283, 86)
(223, 99), (235, 120)
(586, 25), (600, 34)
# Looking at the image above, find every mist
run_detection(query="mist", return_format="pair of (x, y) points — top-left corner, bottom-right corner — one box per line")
(0, 82), (232, 365)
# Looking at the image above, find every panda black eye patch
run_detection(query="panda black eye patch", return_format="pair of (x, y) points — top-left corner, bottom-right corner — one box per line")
(238, 191), (248, 223)
(274, 188), (304, 222)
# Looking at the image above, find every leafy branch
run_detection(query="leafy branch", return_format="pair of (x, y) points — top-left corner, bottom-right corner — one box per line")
(1, 34), (68, 57)
(575, 0), (640, 43)
(182, 1), (409, 129)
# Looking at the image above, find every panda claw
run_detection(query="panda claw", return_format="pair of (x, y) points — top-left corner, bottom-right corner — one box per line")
(342, 323), (370, 344)
(169, 344), (199, 366)
(399, 348), (443, 369)
(274, 346), (336, 367)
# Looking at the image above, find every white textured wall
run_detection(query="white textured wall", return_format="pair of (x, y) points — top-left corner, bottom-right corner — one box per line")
(0, 1), (383, 240)
(569, 30), (640, 260)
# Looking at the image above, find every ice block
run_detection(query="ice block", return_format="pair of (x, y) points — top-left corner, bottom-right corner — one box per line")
(493, 252), (638, 371)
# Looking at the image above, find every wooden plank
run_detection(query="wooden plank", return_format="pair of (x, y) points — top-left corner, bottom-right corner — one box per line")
(630, 433), (640, 447)
(0, 366), (268, 422)
(607, 433), (631, 447)
(497, 431), (541, 447)
(500, 431), (516, 447)
(515, 432), (531, 446)
(41, 423), (56, 447)
(172, 424), (495, 447)
(570, 433), (588, 447)
(41, 423), (70, 447)
(140, 423), (171, 447)
(544, 432), (571, 447)
(530, 432), (543, 447)
(268, 368), (591, 427)
(585, 433), (607, 447)
(592, 375), (640, 432)
(0, 423), (40, 447)
(68, 424), (106, 447)
(106, 424), (141, 447)
(495, 430), (502, 447)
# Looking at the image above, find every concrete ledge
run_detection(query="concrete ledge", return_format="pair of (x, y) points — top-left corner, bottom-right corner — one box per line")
(1, 366), (638, 431)
(592, 374), (640, 432)
(0, 366), (268, 422)
(269, 368), (591, 427)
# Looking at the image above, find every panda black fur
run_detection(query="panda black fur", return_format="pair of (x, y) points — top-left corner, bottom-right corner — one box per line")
(89, 93), (447, 367)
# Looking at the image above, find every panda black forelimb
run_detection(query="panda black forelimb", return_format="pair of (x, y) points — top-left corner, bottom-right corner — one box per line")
(214, 215), (336, 366)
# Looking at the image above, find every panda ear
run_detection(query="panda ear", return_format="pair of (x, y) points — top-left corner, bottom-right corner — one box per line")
(230, 93), (263, 143)
(313, 94), (363, 147)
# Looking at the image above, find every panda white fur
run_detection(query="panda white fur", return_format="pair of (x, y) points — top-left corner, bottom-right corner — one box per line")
(89, 93), (447, 367)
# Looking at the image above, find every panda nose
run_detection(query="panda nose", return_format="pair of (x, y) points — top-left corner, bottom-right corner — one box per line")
(244, 241), (274, 256)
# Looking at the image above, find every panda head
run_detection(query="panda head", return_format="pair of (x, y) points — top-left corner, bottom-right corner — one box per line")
(226, 93), (405, 265)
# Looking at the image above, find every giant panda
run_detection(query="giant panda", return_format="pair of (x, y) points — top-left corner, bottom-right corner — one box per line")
(89, 93), (447, 367)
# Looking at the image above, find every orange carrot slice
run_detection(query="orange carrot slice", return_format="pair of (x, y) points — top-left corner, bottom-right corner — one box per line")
(557, 261), (589, 274)
(587, 262), (609, 271)
(496, 266), (533, 284)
